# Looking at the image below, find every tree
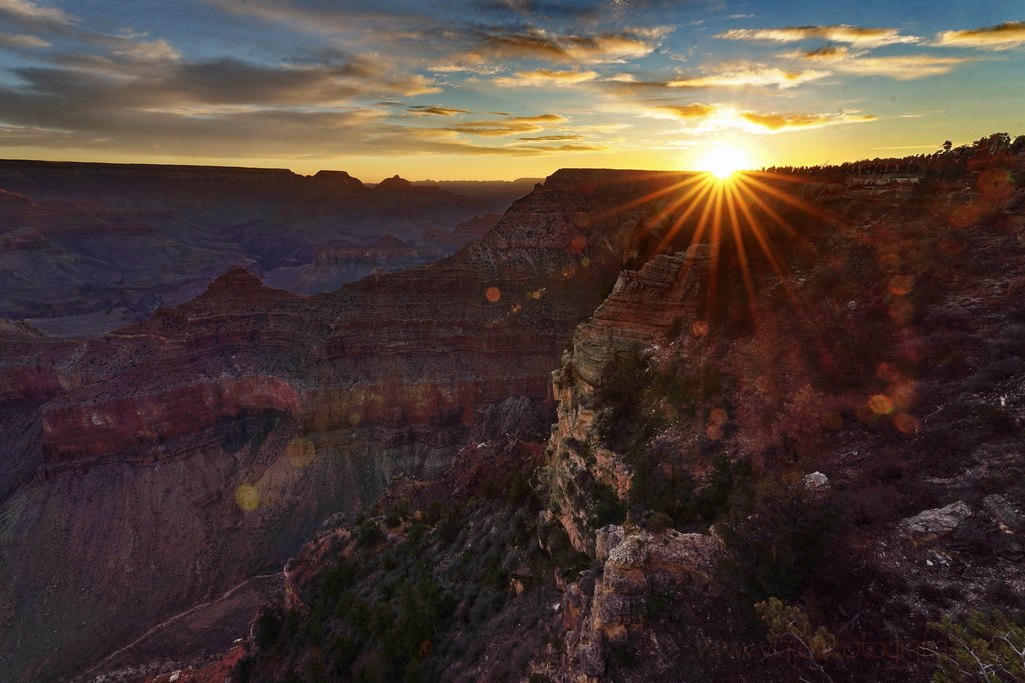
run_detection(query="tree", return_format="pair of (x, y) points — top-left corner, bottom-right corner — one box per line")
(926, 609), (1025, 683)
(942, 140), (953, 153)
(756, 597), (837, 682)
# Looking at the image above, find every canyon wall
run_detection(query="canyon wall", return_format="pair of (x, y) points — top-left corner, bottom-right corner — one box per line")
(0, 169), (704, 680)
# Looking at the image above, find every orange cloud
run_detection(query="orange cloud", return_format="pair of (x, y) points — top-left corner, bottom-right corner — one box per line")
(0, 33), (49, 48)
(438, 113), (568, 136)
(658, 103), (716, 119)
(936, 21), (1025, 50)
(740, 110), (876, 132)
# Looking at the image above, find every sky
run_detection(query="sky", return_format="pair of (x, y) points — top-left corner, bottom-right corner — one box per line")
(0, 0), (1023, 181)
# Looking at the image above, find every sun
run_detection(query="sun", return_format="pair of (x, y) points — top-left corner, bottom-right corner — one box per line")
(696, 145), (752, 180)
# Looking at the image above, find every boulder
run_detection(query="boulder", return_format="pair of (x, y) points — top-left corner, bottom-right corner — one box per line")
(803, 471), (830, 491)
(900, 501), (972, 541)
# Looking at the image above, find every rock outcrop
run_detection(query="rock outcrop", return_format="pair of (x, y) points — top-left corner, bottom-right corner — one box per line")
(562, 525), (724, 679)
(900, 501), (973, 542)
(543, 247), (709, 554)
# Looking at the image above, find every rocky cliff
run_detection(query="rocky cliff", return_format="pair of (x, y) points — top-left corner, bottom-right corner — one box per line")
(534, 153), (1025, 681)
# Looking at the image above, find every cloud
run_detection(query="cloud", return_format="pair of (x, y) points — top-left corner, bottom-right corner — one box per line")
(739, 110), (876, 132)
(408, 105), (471, 116)
(517, 134), (583, 141)
(0, 32), (49, 49)
(212, 0), (669, 64)
(438, 113), (568, 136)
(935, 21), (1025, 51)
(107, 34), (183, 63)
(782, 47), (974, 79)
(667, 65), (828, 89)
(513, 143), (603, 152)
(657, 103), (716, 119)
(784, 45), (855, 61)
(473, 26), (670, 63)
(831, 55), (972, 79)
(647, 103), (875, 133)
(0, 0), (73, 30)
(492, 68), (598, 86)
(717, 24), (920, 47)
(0, 51), (461, 162)
(0, 81), (572, 159)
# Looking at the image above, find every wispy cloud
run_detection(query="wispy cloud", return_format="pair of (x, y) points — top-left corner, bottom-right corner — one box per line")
(717, 24), (920, 47)
(642, 102), (877, 135)
(782, 47), (974, 79)
(408, 105), (471, 116)
(514, 142), (603, 152)
(106, 33), (183, 63)
(740, 110), (877, 132)
(472, 26), (671, 63)
(936, 21), (1025, 51)
(517, 134), (583, 141)
(492, 68), (598, 87)
(436, 113), (568, 136)
(667, 65), (829, 89)
(0, 32), (49, 49)
(0, 0), (74, 30)
(831, 55), (972, 79)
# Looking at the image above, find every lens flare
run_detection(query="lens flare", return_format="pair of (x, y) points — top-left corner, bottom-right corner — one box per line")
(235, 484), (260, 512)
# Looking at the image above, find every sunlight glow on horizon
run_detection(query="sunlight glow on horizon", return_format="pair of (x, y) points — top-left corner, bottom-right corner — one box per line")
(695, 146), (754, 180)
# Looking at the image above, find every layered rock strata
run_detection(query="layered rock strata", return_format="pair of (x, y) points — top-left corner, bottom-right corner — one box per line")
(0, 169), (704, 681)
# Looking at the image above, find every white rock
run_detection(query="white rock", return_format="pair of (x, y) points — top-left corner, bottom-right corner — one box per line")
(803, 471), (830, 491)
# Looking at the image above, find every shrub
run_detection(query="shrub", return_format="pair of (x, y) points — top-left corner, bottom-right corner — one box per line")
(927, 609), (1025, 682)
(646, 511), (673, 533)
(717, 480), (839, 602)
(756, 597), (837, 658)
(357, 519), (385, 547)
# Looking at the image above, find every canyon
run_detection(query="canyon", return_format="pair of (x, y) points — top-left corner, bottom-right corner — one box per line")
(0, 160), (525, 336)
(3, 145), (1025, 682)
(0, 166), (713, 681)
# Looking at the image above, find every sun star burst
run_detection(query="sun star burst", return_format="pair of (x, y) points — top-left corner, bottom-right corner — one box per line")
(697, 145), (752, 180)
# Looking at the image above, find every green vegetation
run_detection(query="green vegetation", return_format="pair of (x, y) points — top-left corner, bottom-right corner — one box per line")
(590, 348), (741, 531)
(236, 457), (559, 682)
(757, 597), (838, 659)
(928, 609), (1025, 683)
